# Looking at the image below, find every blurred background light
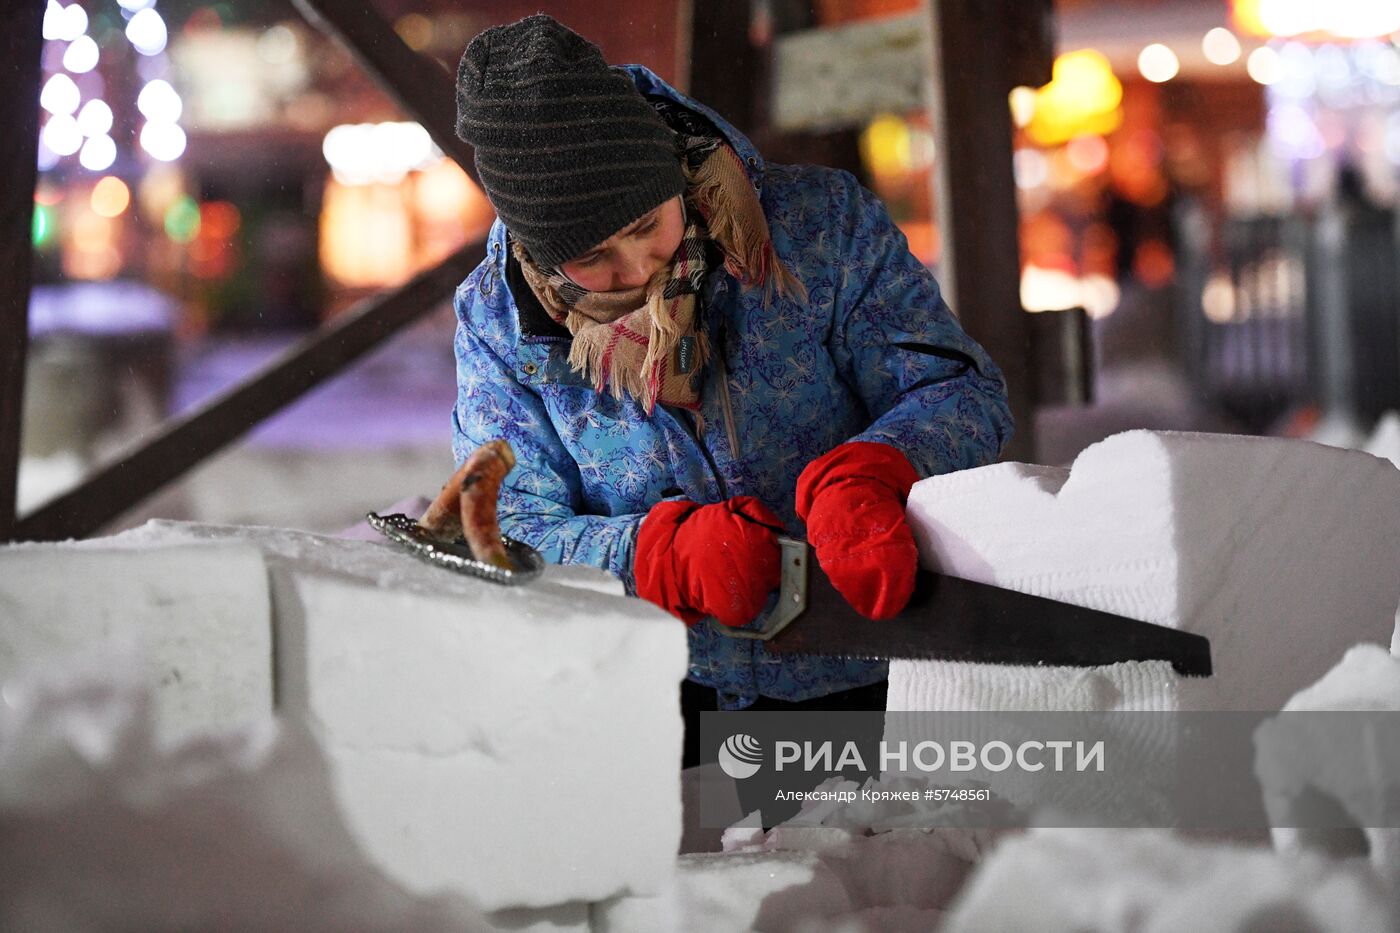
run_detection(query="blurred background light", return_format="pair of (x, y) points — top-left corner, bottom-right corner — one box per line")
(90, 176), (131, 218)
(137, 79), (183, 123)
(1248, 45), (1284, 85)
(63, 35), (100, 74)
(41, 114), (83, 157)
(76, 99), (113, 138)
(140, 122), (188, 162)
(1203, 28), (1243, 66)
(126, 8), (168, 56)
(1138, 43), (1180, 83)
(40, 73), (81, 116)
(78, 134), (117, 172)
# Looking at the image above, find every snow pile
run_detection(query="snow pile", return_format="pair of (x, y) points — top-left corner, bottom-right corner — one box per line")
(596, 831), (976, 933)
(1257, 643), (1400, 888)
(0, 539), (272, 744)
(897, 430), (1400, 711)
(600, 777), (999, 932)
(0, 647), (489, 932)
(5, 520), (689, 914)
(943, 828), (1393, 932)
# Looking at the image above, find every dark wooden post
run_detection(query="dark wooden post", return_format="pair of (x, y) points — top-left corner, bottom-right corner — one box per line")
(687, 0), (764, 136)
(926, 0), (1053, 463)
(0, 4), (45, 540)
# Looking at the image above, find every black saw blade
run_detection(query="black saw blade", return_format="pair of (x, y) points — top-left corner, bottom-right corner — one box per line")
(764, 565), (1213, 677)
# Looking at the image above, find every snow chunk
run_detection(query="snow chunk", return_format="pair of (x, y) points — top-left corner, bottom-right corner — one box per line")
(594, 850), (854, 933)
(898, 431), (1400, 711)
(1257, 644), (1400, 887)
(1280, 643), (1400, 713)
(603, 822), (982, 931)
(0, 539), (272, 744)
(94, 520), (688, 912)
(1364, 412), (1400, 469)
(944, 829), (1393, 932)
(0, 648), (489, 932)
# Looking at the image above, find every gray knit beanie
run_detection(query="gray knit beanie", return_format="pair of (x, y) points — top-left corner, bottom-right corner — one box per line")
(455, 15), (686, 270)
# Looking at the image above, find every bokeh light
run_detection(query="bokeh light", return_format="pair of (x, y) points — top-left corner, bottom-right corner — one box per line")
(1138, 44), (1180, 83)
(90, 176), (131, 218)
(1203, 28), (1242, 66)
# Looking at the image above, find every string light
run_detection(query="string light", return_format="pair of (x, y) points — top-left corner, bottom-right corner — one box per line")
(42, 114), (83, 156)
(40, 73), (81, 116)
(76, 99), (113, 138)
(126, 7), (168, 56)
(137, 79), (182, 122)
(63, 34), (100, 74)
(79, 133), (117, 172)
(140, 121), (187, 162)
(1203, 28), (1242, 66)
(1138, 44), (1180, 83)
(1248, 46), (1284, 85)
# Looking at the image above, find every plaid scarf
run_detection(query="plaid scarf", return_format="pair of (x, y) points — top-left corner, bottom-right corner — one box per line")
(513, 134), (804, 414)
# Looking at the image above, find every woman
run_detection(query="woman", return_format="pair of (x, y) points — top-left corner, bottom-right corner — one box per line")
(450, 15), (1012, 737)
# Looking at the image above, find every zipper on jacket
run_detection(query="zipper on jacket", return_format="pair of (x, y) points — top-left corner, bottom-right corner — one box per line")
(715, 354), (741, 459)
(713, 316), (741, 458)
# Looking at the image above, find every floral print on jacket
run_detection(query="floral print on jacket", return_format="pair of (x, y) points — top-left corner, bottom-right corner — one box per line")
(452, 65), (1013, 709)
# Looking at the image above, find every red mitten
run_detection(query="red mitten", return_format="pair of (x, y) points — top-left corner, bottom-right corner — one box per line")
(795, 441), (921, 620)
(635, 496), (784, 627)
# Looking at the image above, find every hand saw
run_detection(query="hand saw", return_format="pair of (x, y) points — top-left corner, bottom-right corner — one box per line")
(714, 538), (1212, 677)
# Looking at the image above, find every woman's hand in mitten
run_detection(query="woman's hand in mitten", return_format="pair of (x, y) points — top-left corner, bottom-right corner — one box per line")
(634, 496), (784, 627)
(795, 441), (921, 620)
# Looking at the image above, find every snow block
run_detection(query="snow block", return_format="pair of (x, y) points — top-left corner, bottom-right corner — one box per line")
(944, 828), (1394, 933)
(0, 539), (272, 744)
(0, 650), (490, 933)
(896, 431), (1400, 711)
(1258, 644), (1400, 888)
(100, 521), (688, 912)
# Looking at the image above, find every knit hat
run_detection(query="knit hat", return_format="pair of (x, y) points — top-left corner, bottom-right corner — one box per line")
(455, 15), (686, 270)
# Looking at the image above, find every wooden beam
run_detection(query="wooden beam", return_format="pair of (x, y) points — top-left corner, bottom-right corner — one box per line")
(293, 0), (480, 185)
(926, 0), (1050, 463)
(15, 243), (485, 542)
(0, 3), (45, 541)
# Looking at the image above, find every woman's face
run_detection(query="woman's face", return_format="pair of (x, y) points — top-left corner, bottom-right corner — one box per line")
(559, 196), (685, 292)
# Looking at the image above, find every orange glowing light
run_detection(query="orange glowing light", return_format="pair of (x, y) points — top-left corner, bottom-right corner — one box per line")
(90, 176), (131, 218)
(1134, 240), (1176, 288)
(201, 200), (241, 239)
(1231, 0), (1270, 37)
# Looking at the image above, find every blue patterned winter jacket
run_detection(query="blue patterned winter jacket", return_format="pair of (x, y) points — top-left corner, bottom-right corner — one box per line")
(452, 66), (1012, 709)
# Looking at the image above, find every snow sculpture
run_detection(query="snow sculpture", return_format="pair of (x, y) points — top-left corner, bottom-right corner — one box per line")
(896, 430), (1400, 711)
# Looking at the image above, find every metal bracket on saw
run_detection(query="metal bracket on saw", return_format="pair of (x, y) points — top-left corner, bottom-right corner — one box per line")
(710, 536), (810, 641)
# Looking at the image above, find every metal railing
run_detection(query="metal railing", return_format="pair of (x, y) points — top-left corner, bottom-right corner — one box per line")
(1175, 199), (1400, 433)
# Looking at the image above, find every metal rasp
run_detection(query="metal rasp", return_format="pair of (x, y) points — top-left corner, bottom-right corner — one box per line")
(714, 538), (1213, 677)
